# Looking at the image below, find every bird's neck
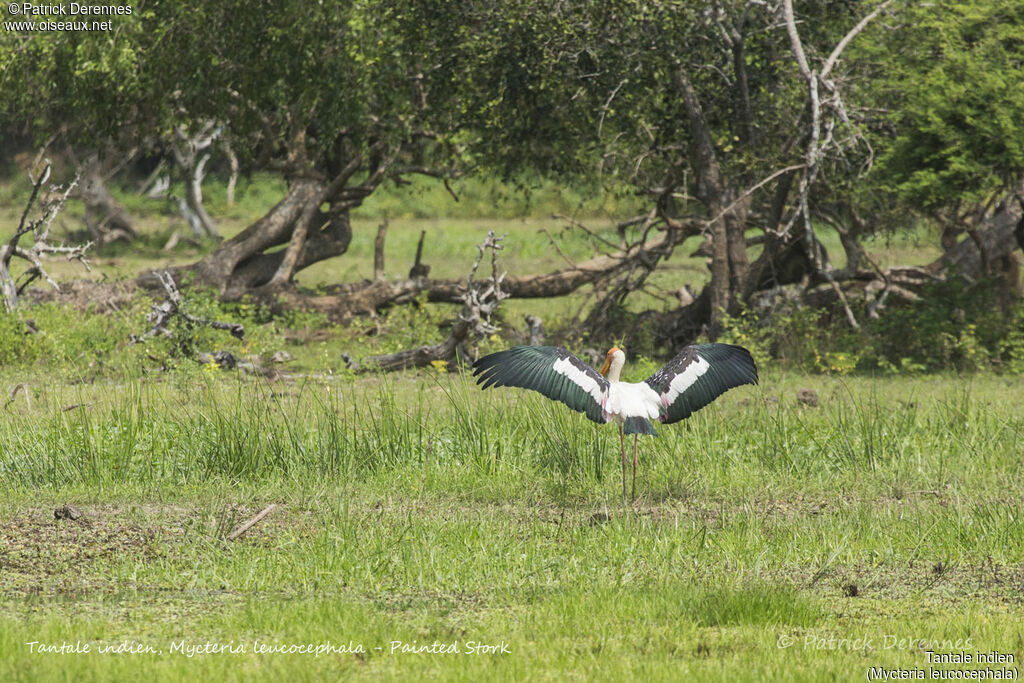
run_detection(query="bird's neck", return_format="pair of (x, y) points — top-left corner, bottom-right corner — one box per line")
(606, 357), (624, 382)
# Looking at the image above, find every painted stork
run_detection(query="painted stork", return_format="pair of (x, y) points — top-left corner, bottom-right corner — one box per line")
(472, 344), (758, 501)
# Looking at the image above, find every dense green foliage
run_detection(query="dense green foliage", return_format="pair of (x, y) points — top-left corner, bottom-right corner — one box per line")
(865, 0), (1024, 208)
(7, 0), (1021, 219)
(719, 279), (1024, 375)
(1, 1), (455, 166)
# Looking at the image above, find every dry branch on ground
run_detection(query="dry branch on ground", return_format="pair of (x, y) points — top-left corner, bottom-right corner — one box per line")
(361, 230), (509, 372)
(129, 270), (244, 346)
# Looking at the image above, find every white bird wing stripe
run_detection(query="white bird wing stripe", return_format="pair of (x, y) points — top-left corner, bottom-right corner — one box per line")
(471, 346), (610, 424)
(552, 356), (606, 406)
(662, 355), (710, 406)
(644, 343), (758, 424)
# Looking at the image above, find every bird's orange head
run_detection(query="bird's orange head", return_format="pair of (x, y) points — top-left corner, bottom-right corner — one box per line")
(599, 346), (621, 376)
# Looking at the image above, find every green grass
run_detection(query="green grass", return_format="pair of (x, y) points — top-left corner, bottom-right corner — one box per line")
(2, 371), (1023, 681)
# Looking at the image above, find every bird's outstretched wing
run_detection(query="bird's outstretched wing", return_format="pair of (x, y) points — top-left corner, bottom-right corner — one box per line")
(472, 346), (610, 424)
(644, 343), (758, 424)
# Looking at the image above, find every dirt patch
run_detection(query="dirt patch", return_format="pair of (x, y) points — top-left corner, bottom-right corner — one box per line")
(25, 279), (137, 314)
(0, 508), (161, 592)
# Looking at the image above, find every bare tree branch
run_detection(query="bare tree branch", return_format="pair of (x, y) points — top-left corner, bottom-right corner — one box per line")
(1, 162), (89, 311)
(169, 121), (223, 239)
(129, 271), (244, 345)
(821, 0), (894, 79)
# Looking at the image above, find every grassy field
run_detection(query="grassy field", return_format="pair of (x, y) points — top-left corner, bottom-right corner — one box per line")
(2, 370), (1023, 681)
(2, 173), (1022, 680)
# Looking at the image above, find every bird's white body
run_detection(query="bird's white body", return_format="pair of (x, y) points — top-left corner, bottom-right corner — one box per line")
(598, 348), (711, 425)
(603, 382), (662, 423)
(554, 350), (662, 422)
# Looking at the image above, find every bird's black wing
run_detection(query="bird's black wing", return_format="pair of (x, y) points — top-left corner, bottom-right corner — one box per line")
(472, 346), (610, 424)
(644, 343), (758, 424)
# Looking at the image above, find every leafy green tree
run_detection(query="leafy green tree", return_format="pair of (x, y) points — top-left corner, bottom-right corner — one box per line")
(447, 0), (897, 340)
(1, 4), (150, 241)
(3, 1), (465, 296)
(867, 0), (1024, 210)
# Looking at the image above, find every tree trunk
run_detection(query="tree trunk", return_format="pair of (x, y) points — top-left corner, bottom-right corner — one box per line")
(676, 68), (750, 339)
(180, 178), (352, 298)
(183, 152), (219, 239)
(79, 156), (137, 243)
(931, 199), (1021, 280)
(167, 122), (224, 239)
(724, 193), (751, 306)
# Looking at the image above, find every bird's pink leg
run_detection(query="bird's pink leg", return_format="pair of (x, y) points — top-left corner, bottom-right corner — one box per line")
(626, 436), (634, 505)
(618, 424), (626, 500)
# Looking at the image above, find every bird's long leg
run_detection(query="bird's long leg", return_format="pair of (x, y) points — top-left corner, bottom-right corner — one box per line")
(618, 424), (626, 501)
(632, 434), (638, 503)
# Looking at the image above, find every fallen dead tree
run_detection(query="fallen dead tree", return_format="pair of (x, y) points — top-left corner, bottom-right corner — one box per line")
(263, 220), (693, 323)
(0, 162), (91, 311)
(660, 194), (1024, 347)
(129, 271), (244, 348)
(804, 197), (1023, 314)
(357, 231), (508, 372)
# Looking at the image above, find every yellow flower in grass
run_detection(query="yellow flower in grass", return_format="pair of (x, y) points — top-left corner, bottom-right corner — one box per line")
(430, 359), (448, 374)
(813, 350), (859, 375)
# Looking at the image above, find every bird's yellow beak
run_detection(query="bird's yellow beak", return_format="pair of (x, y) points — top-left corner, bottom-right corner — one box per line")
(599, 347), (619, 376)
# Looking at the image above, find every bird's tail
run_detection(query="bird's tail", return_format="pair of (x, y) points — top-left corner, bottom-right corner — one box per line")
(623, 417), (657, 436)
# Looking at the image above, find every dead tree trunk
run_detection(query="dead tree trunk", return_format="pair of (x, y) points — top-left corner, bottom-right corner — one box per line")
(78, 154), (137, 244)
(374, 220), (388, 281)
(362, 231), (508, 372)
(129, 271), (244, 352)
(169, 122), (222, 240)
(221, 136), (239, 207)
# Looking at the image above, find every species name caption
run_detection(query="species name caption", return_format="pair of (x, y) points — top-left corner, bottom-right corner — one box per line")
(24, 639), (512, 657)
(863, 651), (1018, 681)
